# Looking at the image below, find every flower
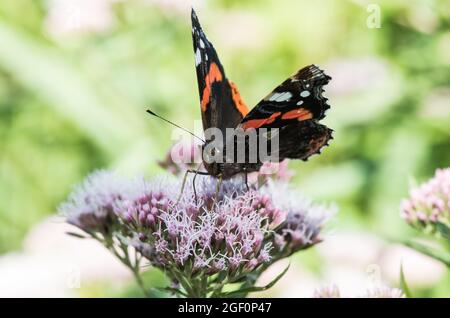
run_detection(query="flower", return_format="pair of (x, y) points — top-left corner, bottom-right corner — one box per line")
(116, 178), (279, 274)
(313, 285), (341, 298)
(313, 285), (405, 298)
(158, 139), (202, 175)
(401, 168), (450, 232)
(262, 181), (337, 256)
(258, 160), (295, 182)
(60, 169), (335, 297)
(58, 170), (126, 234)
(362, 286), (405, 298)
(115, 176), (177, 231)
(116, 176), (333, 294)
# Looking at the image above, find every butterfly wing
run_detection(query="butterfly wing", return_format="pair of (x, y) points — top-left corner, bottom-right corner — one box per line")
(191, 9), (248, 135)
(240, 65), (331, 130)
(240, 64), (333, 161)
(269, 121), (333, 161)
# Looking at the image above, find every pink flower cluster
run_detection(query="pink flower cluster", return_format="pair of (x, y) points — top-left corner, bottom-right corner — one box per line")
(58, 160), (336, 299)
(59, 171), (126, 234)
(60, 170), (334, 282)
(158, 140), (202, 175)
(401, 168), (450, 231)
(129, 191), (275, 274)
(313, 285), (405, 298)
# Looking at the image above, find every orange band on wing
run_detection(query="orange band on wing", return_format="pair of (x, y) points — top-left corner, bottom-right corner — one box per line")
(281, 108), (313, 121)
(229, 80), (249, 116)
(241, 112), (281, 130)
(201, 63), (223, 112)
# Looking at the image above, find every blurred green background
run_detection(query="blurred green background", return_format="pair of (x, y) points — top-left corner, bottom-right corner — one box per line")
(0, 0), (449, 297)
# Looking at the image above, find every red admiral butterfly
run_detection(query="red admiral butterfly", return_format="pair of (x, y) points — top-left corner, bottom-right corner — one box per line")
(148, 9), (333, 195)
(190, 9), (333, 181)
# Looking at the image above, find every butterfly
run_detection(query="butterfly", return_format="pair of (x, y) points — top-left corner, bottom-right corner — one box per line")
(190, 9), (333, 183)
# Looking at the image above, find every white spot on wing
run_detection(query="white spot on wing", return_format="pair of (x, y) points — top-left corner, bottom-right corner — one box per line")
(296, 100), (304, 105)
(269, 92), (292, 102)
(199, 39), (205, 48)
(300, 90), (310, 98)
(195, 48), (202, 66)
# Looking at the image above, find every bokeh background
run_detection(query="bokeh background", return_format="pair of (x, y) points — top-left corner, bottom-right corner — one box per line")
(0, 0), (449, 297)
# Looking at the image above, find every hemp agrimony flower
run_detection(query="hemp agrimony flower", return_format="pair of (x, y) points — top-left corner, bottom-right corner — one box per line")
(313, 285), (405, 298)
(59, 169), (335, 297)
(401, 168), (450, 233)
(400, 168), (450, 269)
(58, 171), (125, 235)
(362, 286), (405, 298)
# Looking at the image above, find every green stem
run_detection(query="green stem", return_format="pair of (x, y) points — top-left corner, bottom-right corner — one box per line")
(118, 244), (150, 298)
(169, 268), (196, 297)
(401, 239), (450, 267)
(96, 235), (150, 297)
(131, 265), (150, 298)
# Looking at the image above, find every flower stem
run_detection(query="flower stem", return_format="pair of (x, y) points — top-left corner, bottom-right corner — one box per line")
(99, 236), (151, 297)
(119, 243), (151, 298)
(131, 265), (150, 298)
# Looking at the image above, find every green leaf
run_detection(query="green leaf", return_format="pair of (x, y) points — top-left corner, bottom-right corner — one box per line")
(401, 239), (450, 267)
(399, 263), (412, 298)
(221, 262), (290, 297)
(436, 222), (450, 241)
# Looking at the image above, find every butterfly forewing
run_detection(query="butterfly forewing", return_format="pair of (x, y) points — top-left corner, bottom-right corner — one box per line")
(191, 9), (248, 135)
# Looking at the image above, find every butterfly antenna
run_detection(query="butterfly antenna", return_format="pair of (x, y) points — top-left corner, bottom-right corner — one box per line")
(146, 109), (205, 143)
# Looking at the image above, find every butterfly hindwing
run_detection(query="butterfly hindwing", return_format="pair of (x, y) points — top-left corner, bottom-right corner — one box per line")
(267, 121), (333, 161)
(191, 9), (249, 135)
(239, 65), (331, 130)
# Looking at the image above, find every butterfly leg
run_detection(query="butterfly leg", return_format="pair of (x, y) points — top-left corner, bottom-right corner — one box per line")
(244, 170), (255, 207)
(177, 167), (209, 203)
(245, 170), (249, 191)
(213, 174), (223, 205)
(176, 170), (190, 203)
(192, 169), (200, 203)
(191, 163), (209, 203)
